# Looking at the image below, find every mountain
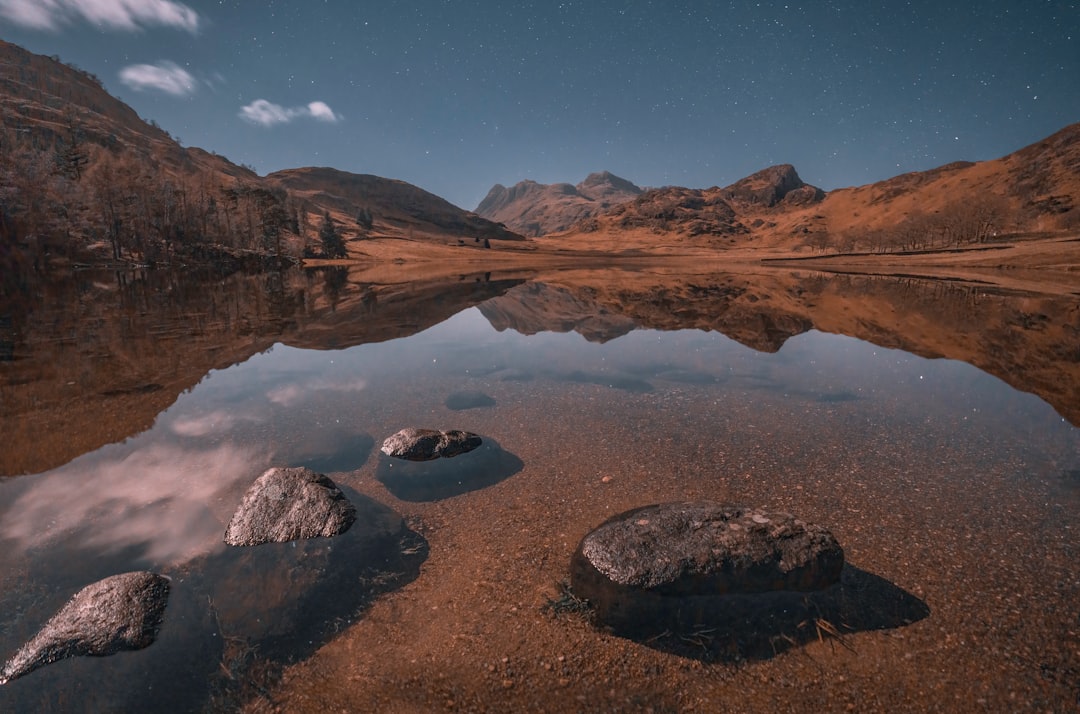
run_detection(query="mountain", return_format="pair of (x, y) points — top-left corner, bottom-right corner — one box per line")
(484, 164), (826, 244)
(475, 171), (642, 236)
(720, 164), (826, 208)
(0, 39), (519, 276)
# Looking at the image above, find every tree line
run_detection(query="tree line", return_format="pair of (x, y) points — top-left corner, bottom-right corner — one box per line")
(0, 116), (345, 282)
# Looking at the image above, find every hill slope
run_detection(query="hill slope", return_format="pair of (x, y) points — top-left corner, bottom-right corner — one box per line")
(0, 40), (519, 274)
(268, 167), (521, 250)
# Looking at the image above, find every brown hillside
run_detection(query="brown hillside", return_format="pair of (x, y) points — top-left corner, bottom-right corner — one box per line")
(759, 123), (1080, 250)
(268, 167), (521, 252)
(0, 40), (518, 271)
(551, 124), (1079, 256)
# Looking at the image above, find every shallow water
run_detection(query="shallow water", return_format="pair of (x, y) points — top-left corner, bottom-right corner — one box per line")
(0, 266), (1078, 711)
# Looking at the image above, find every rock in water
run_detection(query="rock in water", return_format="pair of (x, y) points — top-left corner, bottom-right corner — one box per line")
(224, 467), (357, 546)
(571, 502), (844, 631)
(1, 572), (170, 685)
(444, 391), (496, 411)
(380, 428), (482, 461)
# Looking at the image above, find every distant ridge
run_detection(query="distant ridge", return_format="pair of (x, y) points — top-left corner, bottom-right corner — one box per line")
(547, 125), (1079, 251)
(476, 171), (642, 236)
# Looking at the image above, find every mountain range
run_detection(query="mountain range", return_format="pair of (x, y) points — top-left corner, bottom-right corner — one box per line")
(0, 38), (1077, 273)
(476, 171), (644, 237)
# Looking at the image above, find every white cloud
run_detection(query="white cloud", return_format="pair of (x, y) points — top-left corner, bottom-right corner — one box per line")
(307, 101), (341, 122)
(119, 60), (196, 96)
(240, 98), (342, 127)
(0, 0), (199, 32)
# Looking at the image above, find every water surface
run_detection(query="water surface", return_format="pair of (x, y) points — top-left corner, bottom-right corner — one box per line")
(1, 266), (1077, 711)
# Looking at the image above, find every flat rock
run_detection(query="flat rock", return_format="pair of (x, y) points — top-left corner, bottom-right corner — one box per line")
(1, 572), (170, 685)
(380, 428), (482, 461)
(224, 467), (357, 546)
(571, 502), (843, 631)
(574, 502), (843, 595)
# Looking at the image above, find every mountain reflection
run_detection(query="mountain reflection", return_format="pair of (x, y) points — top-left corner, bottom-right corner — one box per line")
(2, 264), (1077, 476)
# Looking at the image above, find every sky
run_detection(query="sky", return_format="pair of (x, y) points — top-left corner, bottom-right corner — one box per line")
(1, 0), (1077, 210)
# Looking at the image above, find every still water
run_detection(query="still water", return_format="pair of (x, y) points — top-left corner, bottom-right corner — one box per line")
(1, 266), (1078, 711)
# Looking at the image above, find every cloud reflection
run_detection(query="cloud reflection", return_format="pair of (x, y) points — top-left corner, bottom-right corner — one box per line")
(267, 377), (367, 407)
(169, 409), (261, 437)
(0, 443), (266, 566)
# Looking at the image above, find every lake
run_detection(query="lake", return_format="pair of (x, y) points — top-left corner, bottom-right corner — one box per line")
(1, 264), (1078, 712)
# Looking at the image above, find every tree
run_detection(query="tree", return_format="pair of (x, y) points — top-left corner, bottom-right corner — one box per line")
(319, 212), (347, 258)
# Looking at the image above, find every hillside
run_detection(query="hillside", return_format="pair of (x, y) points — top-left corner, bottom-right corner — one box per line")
(268, 167), (521, 251)
(0, 40), (519, 277)
(546, 125), (1080, 255)
(476, 171), (642, 236)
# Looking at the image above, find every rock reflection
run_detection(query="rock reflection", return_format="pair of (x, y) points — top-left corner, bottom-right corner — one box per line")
(598, 565), (929, 663)
(375, 438), (524, 502)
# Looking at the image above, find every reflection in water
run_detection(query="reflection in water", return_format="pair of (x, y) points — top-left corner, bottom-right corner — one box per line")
(603, 564), (930, 663)
(0, 442), (263, 565)
(0, 265), (1077, 710)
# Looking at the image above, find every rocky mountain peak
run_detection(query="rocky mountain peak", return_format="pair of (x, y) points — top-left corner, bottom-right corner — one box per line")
(721, 164), (823, 207)
(474, 171), (643, 236)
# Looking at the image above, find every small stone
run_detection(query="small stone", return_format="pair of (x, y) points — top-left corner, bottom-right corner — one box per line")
(380, 428), (482, 461)
(445, 391), (496, 411)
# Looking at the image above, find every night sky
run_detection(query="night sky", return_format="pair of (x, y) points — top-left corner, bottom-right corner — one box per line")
(2, 0), (1077, 210)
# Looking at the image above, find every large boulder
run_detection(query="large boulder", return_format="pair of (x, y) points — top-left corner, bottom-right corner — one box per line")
(224, 467), (357, 546)
(380, 428), (482, 461)
(1, 572), (170, 685)
(571, 503), (844, 633)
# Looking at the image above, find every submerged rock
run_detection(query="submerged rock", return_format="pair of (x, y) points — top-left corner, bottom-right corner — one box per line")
(571, 502), (844, 631)
(380, 428), (482, 461)
(444, 391), (496, 411)
(1, 572), (170, 685)
(224, 467), (357, 546)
